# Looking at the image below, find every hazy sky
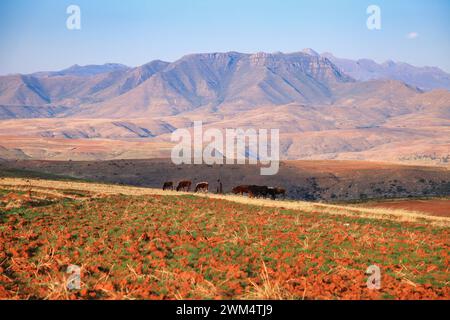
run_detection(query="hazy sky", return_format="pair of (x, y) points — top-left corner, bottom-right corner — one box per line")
(0, 0), (449, 74)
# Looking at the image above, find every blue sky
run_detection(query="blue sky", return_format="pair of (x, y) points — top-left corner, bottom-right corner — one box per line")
(0, 0), (449, 74)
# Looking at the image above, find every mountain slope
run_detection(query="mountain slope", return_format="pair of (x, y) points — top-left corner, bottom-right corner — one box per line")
(75, 52), (352, 118)
(322, 52), (450, 91)
(0, 75), (50, 106)
(0, 61), (169, 114)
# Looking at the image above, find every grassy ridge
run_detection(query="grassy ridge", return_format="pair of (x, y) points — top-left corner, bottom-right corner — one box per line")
(0, 168), (84, 181)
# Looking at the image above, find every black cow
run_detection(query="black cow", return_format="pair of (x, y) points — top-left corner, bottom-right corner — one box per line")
(162, 181), (174, 191)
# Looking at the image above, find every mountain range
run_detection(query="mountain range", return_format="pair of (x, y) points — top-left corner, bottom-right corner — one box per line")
(321, 51), (450, 91)
(0, 49), (449, 165)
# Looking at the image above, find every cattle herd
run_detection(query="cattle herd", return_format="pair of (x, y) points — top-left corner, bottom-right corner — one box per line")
(162, 180), (286, 200)
(232, 185), (286, 200)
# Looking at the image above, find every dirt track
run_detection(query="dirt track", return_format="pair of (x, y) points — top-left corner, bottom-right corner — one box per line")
(364, 199), (450, 217)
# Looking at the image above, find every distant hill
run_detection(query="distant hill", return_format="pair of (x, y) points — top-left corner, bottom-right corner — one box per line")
(322, 52), (450, 91)
(31, 63), (130, 77)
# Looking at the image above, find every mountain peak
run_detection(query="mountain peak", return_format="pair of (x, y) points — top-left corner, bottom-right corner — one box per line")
(302, 48), (320, 57)
(382, 60), (397, 67)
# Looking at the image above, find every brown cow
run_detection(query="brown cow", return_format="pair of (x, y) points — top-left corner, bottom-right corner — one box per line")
(266, 187), (286, 199)
(195, 182), (209, 193)
(267, 187), (277, 199)
(176, 180), (192, 192)
(248, 185), (270, 198)
(162, 181), (174, 191)
(232, 185), (250, 195)
(273, 187), (286, 199)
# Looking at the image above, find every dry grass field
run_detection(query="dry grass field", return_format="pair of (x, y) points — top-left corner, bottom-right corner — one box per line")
(0, 177), (448, 225)
(0, 177), (449, 299)
(356, 199), (450, 218)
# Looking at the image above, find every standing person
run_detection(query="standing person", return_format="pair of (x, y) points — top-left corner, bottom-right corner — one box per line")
(217, 179), (223, 194)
